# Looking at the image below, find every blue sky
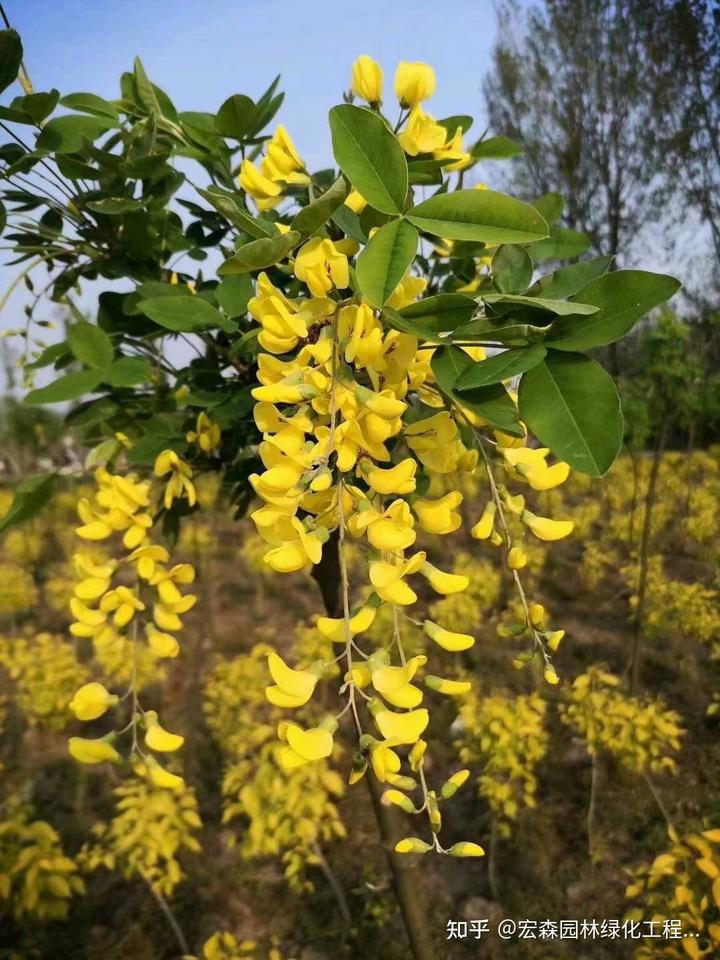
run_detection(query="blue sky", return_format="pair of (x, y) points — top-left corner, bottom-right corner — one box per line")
(0, 0), (500, 391)
(11, 0), (496, 170)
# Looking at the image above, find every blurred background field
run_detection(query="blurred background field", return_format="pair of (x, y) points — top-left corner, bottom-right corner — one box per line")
(1, 395), (720, 957)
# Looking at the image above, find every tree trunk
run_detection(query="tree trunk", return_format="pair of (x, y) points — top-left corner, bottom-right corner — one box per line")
(313, 534), (435, 960)
(628, 423), (667, 693)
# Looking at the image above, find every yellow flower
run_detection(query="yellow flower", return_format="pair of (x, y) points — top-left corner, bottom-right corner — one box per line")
(68, 736), (120, 765)
(129, 543), (169, 581)
(423, 619), (475, 652)
(239, 158), (282, 210)
(358, 499), (416, 551)
(371, 654), (427, 709)
(398, 105), (446, 156)
(471, 502), (496, 540)
(263, 518), (329, 573)
(186, 411), (221, 453)
(413, 492), (463, 535)
(363, 458), (417, 495)
(317, 603), (377, 642)
(146, 623), (180, 658)
(278, 719), (336, 768)
(265, 651), (322, 707)
(420, 561), (468, 595)
(395, 61), (436, 107)
(145, 757), (185, 791)
(521, 510), (575, 542)
(374, 707), (429, 744)
(154, 450), (197, 510)
(144, 710), (184, 752)
(351, 55), (383, 104)
(99, 586), (145, 628)
(507, 546), (528, 570)
(294, 237), (349, 297)
(262, 125), (309, 185)
(425, 675), (471, 696)
(448, 841), (485, 858)
(69, 682), (117, 721)
(433, 126), (470, 171)
(369, 551), (426, 605)
(524, 461), (570, 491)
(395, 837), (433, 854)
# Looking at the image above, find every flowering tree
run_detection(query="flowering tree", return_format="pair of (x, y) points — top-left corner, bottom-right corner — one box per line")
(0, 27), (681, 959)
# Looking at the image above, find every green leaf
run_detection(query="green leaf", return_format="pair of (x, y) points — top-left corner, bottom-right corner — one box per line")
(218, 231), (300, 275)
(437, 115), (473, 136)
(60, 92), (118, 120)
(456, 344), (547, 390)
(11, 90), (59, 124)
(518, 351), (622, 475)
(393, 294), (477, 338)
(531, 255), (613, 300)
(197, 187), (276, 239)
(216, 275), (253, 318)
(492, 245), (533, 293)
(430, 345), (473, 394)
(406, 189), (548, 243)
(431, 346), (523, 435)
(0, 473), (56, 536)
(332, 204), (367, 243)
(460, 383), (525, 436)
(215, 93), (255, 139)
(25, 369), (102, 405)
(139, 296), (225, 332)
(0, 29), (22, 95)
(547, 270), (682, 352)
(86, 197), (144, 215)
(356, 219), (418, 308)
(36, 115), (114, 153)
(482, 293), (599, 316)
(527, 227), (590, 261)
(68, 321), (114, 369)
(291, 177), (349, 237)
(102, 357), (151, 386)
(471, 135), (523, 160)
(532, 193), (564, 227)
(328, 104), (408, 215)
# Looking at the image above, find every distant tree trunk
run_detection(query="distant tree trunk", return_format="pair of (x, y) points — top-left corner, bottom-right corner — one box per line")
(313, 536), (435, 960)
(628, 421), (667, 692)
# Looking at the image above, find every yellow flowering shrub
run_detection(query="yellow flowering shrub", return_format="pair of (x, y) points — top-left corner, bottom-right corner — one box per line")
(0, 631), (88, 729)
(0, 801), (84, 919)
(559, 667), (684, 774)
(79, 772), (202, 896)
(0, 563), (38, 617)
(185, 931), (284, 960)
(457, 693), (548, 836)
(626, 828), (720, 959)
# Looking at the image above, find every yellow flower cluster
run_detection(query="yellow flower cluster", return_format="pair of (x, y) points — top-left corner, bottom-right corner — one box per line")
(66, 455), (197, 791)
(79, 771), (201, 896)
(457, 693), (548, 836)
(626, 828), (720, 959)
(0, 631), (88, 730)
(559, 667), (685, 775)
(240, 126), (310, 211)
(238, 61), (579, 855)
(350, 57), (470, 170)
(0, 801), (84, 919)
